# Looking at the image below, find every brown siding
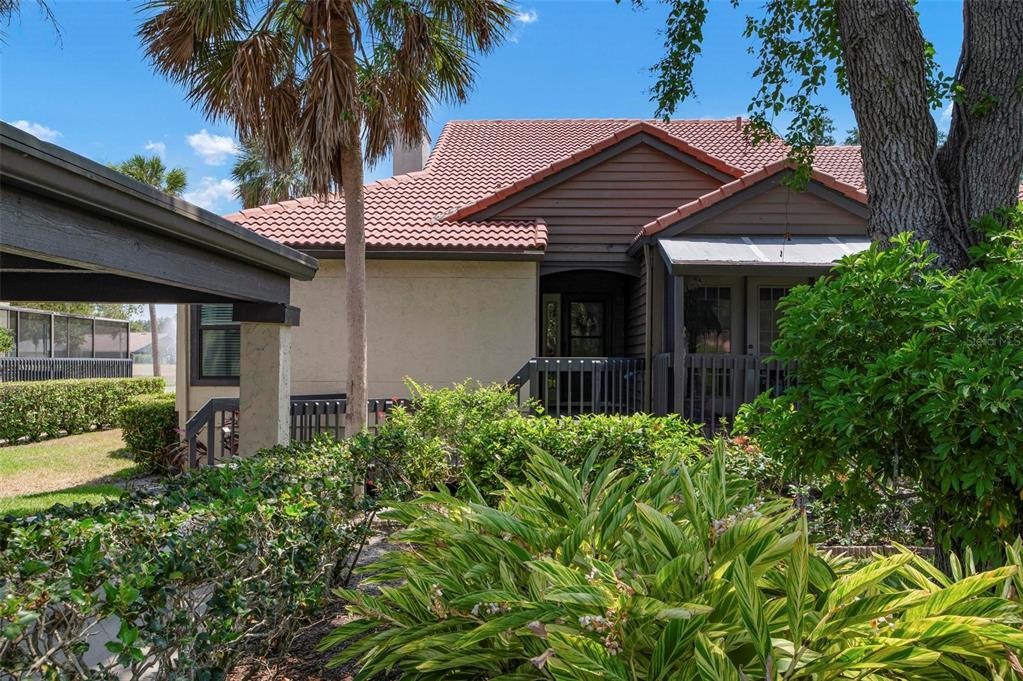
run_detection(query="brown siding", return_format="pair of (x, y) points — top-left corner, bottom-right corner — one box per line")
(625, 251), (646, 357)
(688, 184), (867, 235)
(495, 144), (723, 267)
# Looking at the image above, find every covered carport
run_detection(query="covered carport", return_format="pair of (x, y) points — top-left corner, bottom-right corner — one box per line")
(0, 121), (318, 454)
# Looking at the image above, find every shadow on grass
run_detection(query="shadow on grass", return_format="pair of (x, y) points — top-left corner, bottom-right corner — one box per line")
(0, 482), (124, 516)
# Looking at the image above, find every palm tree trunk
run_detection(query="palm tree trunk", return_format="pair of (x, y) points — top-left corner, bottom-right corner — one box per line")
(342, 135), (368, 495)
(148, 303), (161, 378)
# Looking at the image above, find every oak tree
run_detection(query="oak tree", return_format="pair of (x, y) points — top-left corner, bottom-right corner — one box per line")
(641, 0), (1023, 270)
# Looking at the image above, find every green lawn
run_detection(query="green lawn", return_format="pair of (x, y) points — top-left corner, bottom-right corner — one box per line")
(0, 429), (140, 515)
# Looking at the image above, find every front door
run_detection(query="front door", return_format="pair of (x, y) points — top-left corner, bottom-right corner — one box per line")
(564, 296), (608, 357)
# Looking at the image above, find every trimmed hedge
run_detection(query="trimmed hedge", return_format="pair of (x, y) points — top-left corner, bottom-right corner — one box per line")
(117, 393), (178, 471)
(0, 437), (370, 676)
(363, 381), (706, 496)
(0, 377), (165, 444)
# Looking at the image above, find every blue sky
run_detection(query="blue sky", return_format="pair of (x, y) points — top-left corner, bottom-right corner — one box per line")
(3, 0), (965, 217)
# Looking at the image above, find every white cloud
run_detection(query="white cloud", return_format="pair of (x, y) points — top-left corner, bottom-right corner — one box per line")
(515, 9), (538, 23)
(183, 176), (238, 212)
(144, 140), (166, 157)
(186, 129), (238, 165)
(938, 101), (954, 130)
(508, 8), (538, 43)
(11, 119), (61, 142)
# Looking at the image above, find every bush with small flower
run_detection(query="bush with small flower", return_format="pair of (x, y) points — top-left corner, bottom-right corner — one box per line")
(0, 436), (372, 677)
(736, 211), (1023, 565)
(321, 441), (1023, 679)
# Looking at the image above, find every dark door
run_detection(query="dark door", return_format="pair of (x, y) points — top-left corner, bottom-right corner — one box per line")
(564, 296), (608, 357)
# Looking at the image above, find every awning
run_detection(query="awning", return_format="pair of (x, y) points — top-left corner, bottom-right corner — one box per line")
(658, 235), (871, 274)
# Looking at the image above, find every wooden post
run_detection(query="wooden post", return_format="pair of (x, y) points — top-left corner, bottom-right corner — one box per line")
(672, 274), (686, 415)
(642, 244), (653, 412)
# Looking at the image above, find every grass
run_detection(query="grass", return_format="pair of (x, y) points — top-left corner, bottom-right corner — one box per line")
(0, 484), (125, 516)
(0, 429), (141, 515)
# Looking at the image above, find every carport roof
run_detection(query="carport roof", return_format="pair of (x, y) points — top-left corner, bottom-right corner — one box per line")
(1, 122), (317, 313)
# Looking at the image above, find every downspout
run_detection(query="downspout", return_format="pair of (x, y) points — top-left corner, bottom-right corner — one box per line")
(643, 243), (653, 412)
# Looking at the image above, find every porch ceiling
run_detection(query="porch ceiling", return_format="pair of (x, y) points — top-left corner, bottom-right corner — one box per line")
(0, 122), (317, 315)
(659, 235), (870, 275)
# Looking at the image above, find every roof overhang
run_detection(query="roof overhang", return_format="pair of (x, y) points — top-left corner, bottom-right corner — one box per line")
(1, 122), (318, 309)
(659, 235), (871, 276)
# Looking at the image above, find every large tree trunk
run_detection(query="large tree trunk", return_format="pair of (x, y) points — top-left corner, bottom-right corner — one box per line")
(835, 0), (1023, 271)
(936, 1), (1023, 242)
(341, 138), (368, 446)
(148, 304), (161, 378)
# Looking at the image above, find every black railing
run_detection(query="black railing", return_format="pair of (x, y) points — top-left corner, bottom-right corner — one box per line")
(678, 353), (794, 434)
(651, 352), (673, 416)
(0, 357), (132, 382)
(510, 357), (644, 417)
(184, 394), (408, 467)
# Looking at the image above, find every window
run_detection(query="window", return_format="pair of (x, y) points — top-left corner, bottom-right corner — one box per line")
(758, 286), (791, 355)
(568, 300), (606, 357)
(541, 294), (561, 357)
(17, 312), (51, 358)
(685, 286), (732, 353)
(193, 304), (240, 384)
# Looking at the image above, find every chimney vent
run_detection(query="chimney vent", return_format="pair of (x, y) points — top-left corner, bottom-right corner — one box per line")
(735, 116), (742, 131)
(393, 136), (431, 176)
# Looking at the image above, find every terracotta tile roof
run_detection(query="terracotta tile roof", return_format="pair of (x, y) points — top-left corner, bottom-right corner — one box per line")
(226, 118), (863, 252)
(812, 146), (866, 189)
(637, 160), (868, 241)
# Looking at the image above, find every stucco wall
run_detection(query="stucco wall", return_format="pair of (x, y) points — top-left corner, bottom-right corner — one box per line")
(180, 259), (538, 418)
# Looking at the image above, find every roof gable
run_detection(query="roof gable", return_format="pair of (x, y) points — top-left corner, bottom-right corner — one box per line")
(634, 162), (867, 248)
(444, 122), (745, 221)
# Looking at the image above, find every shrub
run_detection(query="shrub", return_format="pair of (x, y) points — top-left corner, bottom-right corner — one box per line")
(369, 381), (705, 496)
(725, 435), (931, 547)
(737, 211), (1023, 565)
(117, 393), (178, 472)
(0, 436), (371, 677)
(459, 412), (706, 495)
(0, 328), (12, 354)
(324, 443), (1023, 679)
(0, 377), (165, 444)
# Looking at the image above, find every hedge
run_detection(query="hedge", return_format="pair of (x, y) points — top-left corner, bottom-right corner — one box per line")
(117, 393), (178, 472)
(0, 377), (165, 444)
(361, 381), (707, 496)
(0, 437), (370, 677)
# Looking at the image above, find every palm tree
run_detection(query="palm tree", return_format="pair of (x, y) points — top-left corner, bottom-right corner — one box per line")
(140, 0), (515, 457)
(110, 154), (188, 379)
(232, 136), (309, 209)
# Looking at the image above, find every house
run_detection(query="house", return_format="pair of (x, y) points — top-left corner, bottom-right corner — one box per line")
(129, 331), (176, 366)
(176, 118), (870, 431)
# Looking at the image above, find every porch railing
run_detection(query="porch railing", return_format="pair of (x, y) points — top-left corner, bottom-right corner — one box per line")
(651, 352), (673, 415)
(677, 353), (794, 433)
(184, 394), (408, 467)
(0, 357), (132, 382)
(509, 357), (644, 417)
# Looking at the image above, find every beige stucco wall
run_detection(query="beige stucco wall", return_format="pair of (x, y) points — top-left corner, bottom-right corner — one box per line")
(179, 259), (538, 419)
